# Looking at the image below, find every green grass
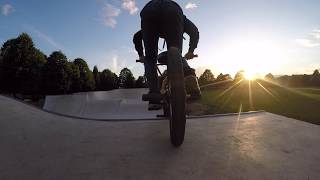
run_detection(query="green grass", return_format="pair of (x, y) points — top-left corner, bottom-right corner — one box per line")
(199, 80), (320, 125)
(293, 87), (320, 100)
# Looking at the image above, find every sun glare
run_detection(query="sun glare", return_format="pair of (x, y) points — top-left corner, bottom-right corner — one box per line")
(205, 35), (285, 78)
(244, 71), (257, 80)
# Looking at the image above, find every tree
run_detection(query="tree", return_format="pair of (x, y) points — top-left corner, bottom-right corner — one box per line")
(0, 49), (4, 92)
(73, 58), (95, 91)
(312, 69), (319, 76)
(119, 68), (135, 88)
(0, 33), (47, 94)
(100, 69), (118, 90)
(198, 69), (215, 86)
(216, 73), (232, 81)
(42, 51), (72, 94)
(310, 69), (320, 86)
(135, 76), (147, 88)
(234, 70), (245, 81)
(69, 62), (81, 93)
(265, 73), (275, 81)
(93, 66), (101, 90)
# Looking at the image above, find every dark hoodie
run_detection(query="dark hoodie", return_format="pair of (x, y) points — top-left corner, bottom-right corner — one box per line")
(133, 16), (199, 57)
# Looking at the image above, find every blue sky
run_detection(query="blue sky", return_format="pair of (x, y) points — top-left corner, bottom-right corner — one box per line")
(1, 0), (320, 77)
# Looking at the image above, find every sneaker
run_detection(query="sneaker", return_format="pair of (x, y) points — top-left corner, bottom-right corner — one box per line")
(148, 103), (162, 111)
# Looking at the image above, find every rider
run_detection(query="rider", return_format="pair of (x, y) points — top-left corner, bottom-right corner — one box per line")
(137, 0), (200, 110)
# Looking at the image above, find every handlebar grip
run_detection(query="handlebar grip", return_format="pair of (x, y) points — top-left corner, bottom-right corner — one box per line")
(136, 60), (143, 63)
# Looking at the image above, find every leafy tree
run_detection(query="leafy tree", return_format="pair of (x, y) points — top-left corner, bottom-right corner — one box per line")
(0, 33), (46, 94)
(42, 51), (72, 94)
(100, 69), (118, 90)
(135, 76), (147, 88)
(0, 49), (4, 92)
(73, 58), (95, 91)
(93, 66), (101, 90)
(310, 69), (320, 86)
(265, 73), (275, 80)
(312, 69), (319, 76)
(119, 67), (135, 88)
(198, 69), (215, 86)
(234, 70), (245, 81)
(216, 73), (232, 81)
(69, 62), (81, 93)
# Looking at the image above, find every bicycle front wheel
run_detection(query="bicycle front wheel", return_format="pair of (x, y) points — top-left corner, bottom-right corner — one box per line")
(167, 47), (186, 147)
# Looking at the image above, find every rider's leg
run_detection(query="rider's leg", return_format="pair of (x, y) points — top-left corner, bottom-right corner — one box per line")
(161, 2), (184, 53)
(141, 2), (162, 110)
(160, 3), (201, 99)
(141, 5), (160, 96)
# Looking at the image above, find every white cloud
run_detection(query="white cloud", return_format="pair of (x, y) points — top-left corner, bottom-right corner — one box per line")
(185, 2), (197, 10)
(103, 18), (117, 28)
(101, 3), (121, 28)
(2, 4), (13, 16)
(122, 0), (138, 15)
(296, 28), (320, 48)
(94, 50), (142, 77)
(296, 39), (320, 48)
(311, 29), (320, 39)
(98, 54), (124, 74)
(111, 55), (119, 73)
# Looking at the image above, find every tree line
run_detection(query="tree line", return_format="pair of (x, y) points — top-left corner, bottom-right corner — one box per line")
(0, 33), (147, 96)
(198, 69), (320, 87)
(271, 70), (320, 87)
(1, 33), (319, 97)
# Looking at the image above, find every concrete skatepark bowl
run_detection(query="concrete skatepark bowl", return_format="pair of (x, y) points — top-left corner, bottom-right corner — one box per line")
(1, 89), (320, 179)
(43, 89), (163, 120)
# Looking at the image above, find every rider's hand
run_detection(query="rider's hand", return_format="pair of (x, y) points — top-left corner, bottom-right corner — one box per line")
(139, 56), (145, 63)
(139, 56), (145, 60)
(184, 52), (197, 60)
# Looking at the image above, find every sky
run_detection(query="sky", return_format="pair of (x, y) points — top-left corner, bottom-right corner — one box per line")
(1, 0), (320, 78)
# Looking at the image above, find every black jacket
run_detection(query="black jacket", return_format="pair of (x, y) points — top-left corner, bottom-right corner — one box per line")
(133, 16), (199, 57)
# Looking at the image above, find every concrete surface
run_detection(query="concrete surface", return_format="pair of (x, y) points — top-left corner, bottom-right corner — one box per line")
(1, 95), (320, 180)
(43, 89), (163, 120)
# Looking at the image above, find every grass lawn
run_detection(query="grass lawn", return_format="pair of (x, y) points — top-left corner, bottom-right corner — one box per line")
(199, 80), (320, 125)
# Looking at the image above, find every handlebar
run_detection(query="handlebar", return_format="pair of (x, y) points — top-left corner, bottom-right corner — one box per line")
(136, 54), (198, 63)
(185, 54), (198, 60)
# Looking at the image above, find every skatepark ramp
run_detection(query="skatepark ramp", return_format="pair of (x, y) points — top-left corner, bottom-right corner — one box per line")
(1, 94), (320, 179)
(43, 88), (163, 120)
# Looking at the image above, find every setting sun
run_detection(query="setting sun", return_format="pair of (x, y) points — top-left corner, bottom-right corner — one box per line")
(200, 35), (286, 78)
(244, 71), (257, 80)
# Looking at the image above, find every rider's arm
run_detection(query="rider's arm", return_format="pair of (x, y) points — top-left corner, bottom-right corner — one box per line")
(184, 17), (199, 53)
(133, 30), (144, 57)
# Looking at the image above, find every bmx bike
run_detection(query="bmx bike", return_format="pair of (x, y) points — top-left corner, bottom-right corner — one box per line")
(137, 47), (192, 147)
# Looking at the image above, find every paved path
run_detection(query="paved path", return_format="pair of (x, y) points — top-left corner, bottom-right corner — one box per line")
(1, 95), (320, 180)
(43, 89), (162, 120)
